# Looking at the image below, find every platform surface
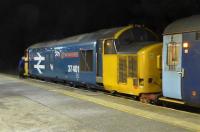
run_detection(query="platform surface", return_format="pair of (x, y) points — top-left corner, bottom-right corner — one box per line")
(0, 74), (200, 132)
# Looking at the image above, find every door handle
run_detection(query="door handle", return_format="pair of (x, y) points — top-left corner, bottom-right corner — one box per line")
(177, 68), (184, 77)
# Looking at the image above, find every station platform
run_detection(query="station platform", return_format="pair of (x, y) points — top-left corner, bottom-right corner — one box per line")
(0, 73), (200, 132)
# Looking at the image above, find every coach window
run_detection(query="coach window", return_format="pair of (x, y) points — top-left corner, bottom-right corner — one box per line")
(80, 50), (93, 72)
(167, 42), (180, 70)
(104, 39), (117, 54)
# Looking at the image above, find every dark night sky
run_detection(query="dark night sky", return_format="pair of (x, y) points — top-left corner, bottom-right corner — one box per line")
(0, 0), (200, 72)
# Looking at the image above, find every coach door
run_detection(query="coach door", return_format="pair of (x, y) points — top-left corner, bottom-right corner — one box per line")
(163, 34), (182, 99)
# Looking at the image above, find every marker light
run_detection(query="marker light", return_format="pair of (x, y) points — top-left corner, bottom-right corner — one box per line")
(183, 42), (189, 48)
(106, 42), (111, 46)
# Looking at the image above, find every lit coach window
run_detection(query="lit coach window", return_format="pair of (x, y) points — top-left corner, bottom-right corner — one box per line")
(167, 42), (180, 70)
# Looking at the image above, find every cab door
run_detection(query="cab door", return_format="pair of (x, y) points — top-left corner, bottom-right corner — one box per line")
(96, 40), (103, 77)
(163, 34), (183, 99)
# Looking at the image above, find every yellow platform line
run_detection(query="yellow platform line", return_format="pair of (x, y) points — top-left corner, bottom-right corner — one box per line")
(0, 74), (200, 132)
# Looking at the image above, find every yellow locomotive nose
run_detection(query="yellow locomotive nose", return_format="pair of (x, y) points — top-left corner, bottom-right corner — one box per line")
(103, 43), (162, 99)
(137, 43), (162, 94)
(102, 25), (162, 102)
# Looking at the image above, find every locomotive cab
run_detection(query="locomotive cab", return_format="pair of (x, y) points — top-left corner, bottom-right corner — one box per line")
(102, 25), (162, 101)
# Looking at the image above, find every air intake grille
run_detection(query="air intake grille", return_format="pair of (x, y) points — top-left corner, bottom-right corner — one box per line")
(119, 56), (127, 83)
(128, 56), (137, 78)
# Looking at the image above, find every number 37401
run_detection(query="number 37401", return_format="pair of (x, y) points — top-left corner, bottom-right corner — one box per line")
(68, 65), (79, 73)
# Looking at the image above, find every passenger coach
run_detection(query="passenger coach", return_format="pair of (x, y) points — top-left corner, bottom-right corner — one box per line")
(25, 25), (162, 102)
(162, 15), (200, 107)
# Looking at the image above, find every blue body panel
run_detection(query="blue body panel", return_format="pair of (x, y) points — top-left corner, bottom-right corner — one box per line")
(29, 41), (97, 85)
(182, 32), (200, 107)
(162, 34), (182, 99)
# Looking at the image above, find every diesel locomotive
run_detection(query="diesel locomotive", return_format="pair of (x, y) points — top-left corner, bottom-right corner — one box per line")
(22, 15), (200, 108)
(23, 25), (162, 102)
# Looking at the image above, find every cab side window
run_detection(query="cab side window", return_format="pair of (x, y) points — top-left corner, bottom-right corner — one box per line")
(104, 39), (116, 54)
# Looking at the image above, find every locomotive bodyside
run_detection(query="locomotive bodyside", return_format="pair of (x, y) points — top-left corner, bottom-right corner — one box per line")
(28, 27), (126, 87)
(28, 41), (97, 86)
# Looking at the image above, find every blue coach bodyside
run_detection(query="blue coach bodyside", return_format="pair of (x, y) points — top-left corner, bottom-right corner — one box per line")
(162, 15), (200, 107)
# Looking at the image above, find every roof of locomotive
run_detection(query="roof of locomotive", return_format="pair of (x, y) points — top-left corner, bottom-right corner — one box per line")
(28, 26), (126, 49)
(164, 15), (200, 35)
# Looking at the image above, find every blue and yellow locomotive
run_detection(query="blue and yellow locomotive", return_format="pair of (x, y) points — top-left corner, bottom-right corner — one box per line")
(23, 16), (200, 108)
(25, 25), (162, 102)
